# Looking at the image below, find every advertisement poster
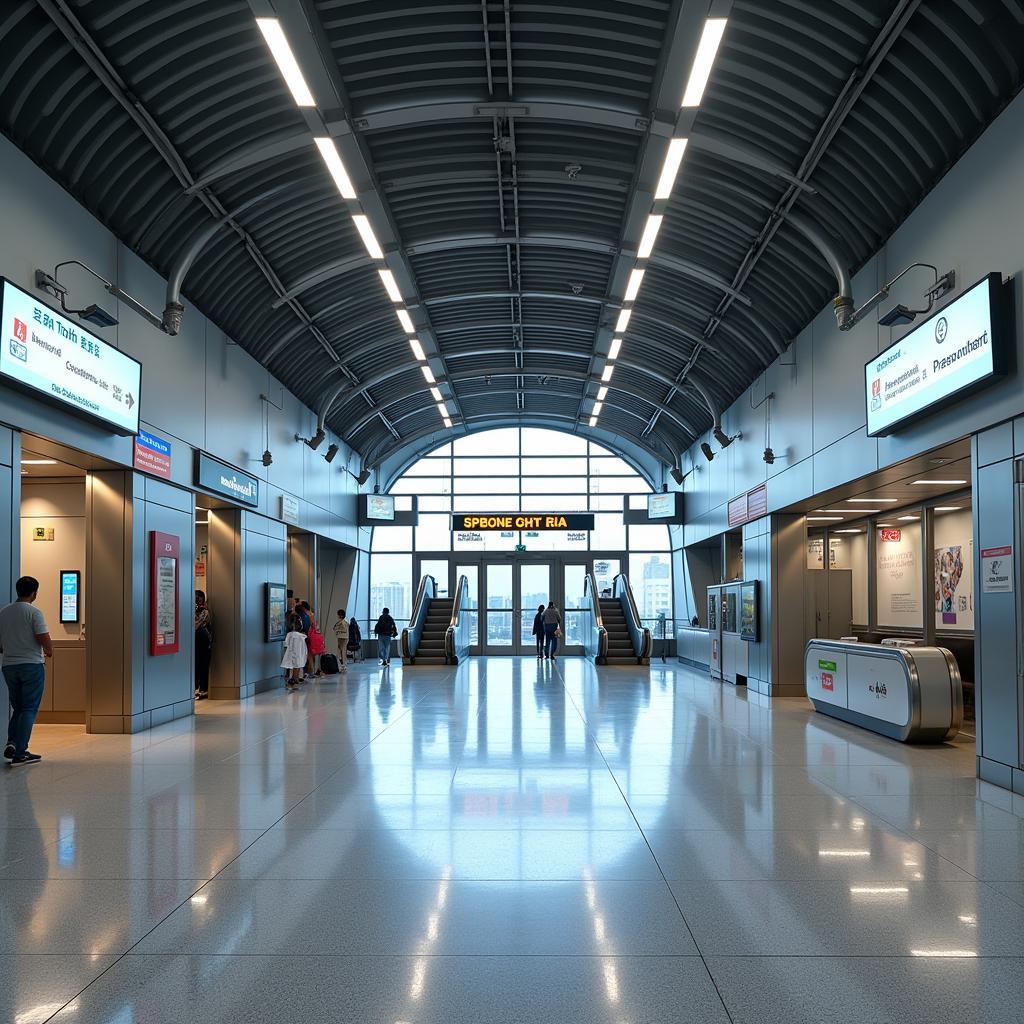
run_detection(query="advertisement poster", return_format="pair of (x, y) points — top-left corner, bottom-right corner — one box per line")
(934, 546), (964, 622)
(150, 532), (180, 655)
(876, 526), (921, 627)
(981, 546), (1013, 593)
(265, 582), (287, 642)
(195, 544), (207, 583)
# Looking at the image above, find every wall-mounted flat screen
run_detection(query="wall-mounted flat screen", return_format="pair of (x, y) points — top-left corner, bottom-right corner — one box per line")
(740, 581), (758, 642)
(0, 278), (142, 435)
(865, 272), (1006, 437)
(366, 494), (396, 521)
(59, 569), (80, 624)
(647, 493), (677, 519)
(265, 582), (287, 642)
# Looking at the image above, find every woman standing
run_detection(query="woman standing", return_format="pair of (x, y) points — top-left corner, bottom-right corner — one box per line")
(542, 601), (561, 660)
(532, 604), (545, 659)
(194, 591), (213, 699)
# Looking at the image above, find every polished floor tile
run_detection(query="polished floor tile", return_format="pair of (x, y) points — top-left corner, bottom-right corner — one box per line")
(2, 657), (1017, 1022)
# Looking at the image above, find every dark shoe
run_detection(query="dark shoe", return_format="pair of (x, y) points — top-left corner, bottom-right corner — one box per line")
(3, 743), (14, 761)
(10, 752), (42, 766)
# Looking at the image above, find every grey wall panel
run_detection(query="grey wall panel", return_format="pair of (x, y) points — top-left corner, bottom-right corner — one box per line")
(977, 421), (1015, 469)
(975, 458), (1019, 768)
(812, 428), (879, 496)
(767, 326), (813, 479)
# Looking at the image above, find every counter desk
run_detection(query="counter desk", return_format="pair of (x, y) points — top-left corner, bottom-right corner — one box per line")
(804, 638), (963, 743)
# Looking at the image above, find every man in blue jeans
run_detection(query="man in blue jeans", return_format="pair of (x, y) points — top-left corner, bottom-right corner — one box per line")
(0, 576), (53, 766)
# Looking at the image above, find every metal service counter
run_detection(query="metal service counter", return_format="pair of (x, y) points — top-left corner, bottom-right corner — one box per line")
(804, 638), (963, 743)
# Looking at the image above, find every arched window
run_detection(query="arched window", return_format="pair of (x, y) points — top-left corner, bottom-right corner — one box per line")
(369, 428), (671, 631)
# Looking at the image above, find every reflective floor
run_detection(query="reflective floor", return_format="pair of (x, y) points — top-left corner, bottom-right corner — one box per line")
(3, 658), (1024, 1022)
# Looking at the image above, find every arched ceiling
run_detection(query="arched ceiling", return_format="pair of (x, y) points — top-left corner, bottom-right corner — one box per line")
(2, 0), (1023, 468)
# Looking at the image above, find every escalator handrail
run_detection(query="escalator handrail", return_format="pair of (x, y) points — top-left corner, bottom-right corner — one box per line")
(445, 574), (471, 663)
(583, 571), (609, 664)
(612, 572), (653, 661)
(401, 574), (436, 660)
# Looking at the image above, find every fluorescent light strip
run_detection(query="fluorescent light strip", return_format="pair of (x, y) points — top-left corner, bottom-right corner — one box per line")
(437, 402), (449, 418)
(593, 402), (603, 415)
(834, 529), (863, 534)
(421, 365), (436, 384)
(848, 498), (898, 503)
(608, 337), (622, 360)
(807, 517), (843, 522)
(637, 214), (663, 259)
(351, 214), (384, 259)
(21, 459), (57, 465)
(410, 338), (425, 361)
(378, 269), (402, 303)
(934, 506), (962, 512)
(820, 509), (881, 514)
(589, 415), (598, 427)
(654, 138), (688, 199)
(313, 137), (356, 199)
(615, 307), (632, 333)
(597, 386), (608, 401)
(601, 364), (614, 382)
(898, 515), (919, 521)
(443, 417), (452, 429)
(624, 268), (645, 302)
(396, 308), (415, 334)
(911, 479), (967, 486)
(681, 18), (728, 107)
(255, 18), (316, 107)
(429, 386), (442, 402)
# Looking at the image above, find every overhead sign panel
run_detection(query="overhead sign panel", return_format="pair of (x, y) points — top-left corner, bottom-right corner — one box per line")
(452, 513), (595, 531)
(194, 452), (259, 506)
(0, 278), (141, 434)
(865, 273), (1006, 437)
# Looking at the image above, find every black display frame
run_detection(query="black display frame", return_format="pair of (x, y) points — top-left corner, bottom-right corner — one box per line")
(265, 581), (287, 642)
(59, 568), (81, 624)
(739, 580), (758, 642)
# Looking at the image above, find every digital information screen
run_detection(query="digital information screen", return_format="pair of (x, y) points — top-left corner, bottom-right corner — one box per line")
(0, 278), (142, 434)
(647, 493), (676, 519)
(366, 494), (396, 521)
(59, 569), (80, 624)
(452, 513), (595, 531)
(865, 273), (1003, 436)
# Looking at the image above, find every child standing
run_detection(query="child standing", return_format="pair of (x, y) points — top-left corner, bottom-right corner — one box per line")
(281, 613), (308, 691)
(332, 608), (349, 672)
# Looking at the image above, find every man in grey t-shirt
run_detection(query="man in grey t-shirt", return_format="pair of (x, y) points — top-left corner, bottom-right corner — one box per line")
(0, 576), (53, 765)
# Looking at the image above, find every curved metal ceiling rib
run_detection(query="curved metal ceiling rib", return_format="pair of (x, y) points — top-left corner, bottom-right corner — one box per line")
(0, 1), (1021, 468)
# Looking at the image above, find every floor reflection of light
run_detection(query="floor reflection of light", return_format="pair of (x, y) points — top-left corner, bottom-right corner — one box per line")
(190, 894), (209, 905)
(958, 914), (978, 926)
(851, 818), (866, 830)
(849, 886), (909, 897)
(818, 849), (871, 857)
(910, 949), (977, 957)
(408, 866), (452, 1002)
(583, 868), (620, 1005)
(17, 1004), (69, 1023)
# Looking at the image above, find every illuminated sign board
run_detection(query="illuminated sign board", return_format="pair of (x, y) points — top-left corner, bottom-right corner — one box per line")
(865, 273), (1006, 436)
(194, 452), (259, 507)
(0, 278), (142, 434)
(59, 569), (80, 624)
(452, 513), (595, 531)
(366, 494), (395, 521)
(647, 493), (675, 519)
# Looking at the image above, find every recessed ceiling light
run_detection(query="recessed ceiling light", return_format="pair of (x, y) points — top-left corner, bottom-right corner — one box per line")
(255, 18), (316, 107)
(898, 515), (920, 521)
(592, 402), (603, 415)
(21, 459), (57, 465)
(351, 214), (384, 259)
(681, 18), (728, 107)
(589, 415), (598, 427)
(934, 506), (962, 512)
(637, 214), (663, 259)
(807, 516), (843, 522)
(820, 508), (880, 514)
(623, 268), (645, 302)
(313, 137), (356, 199)
(654, 137), (689, 200)
(410, 338), (425, 361)
(378, 268), (402, 303)
(601, 364), (614, 382)
(396, 308), (415, 334)
(834, 529), (863, 534)
(614, 307), (632, 333)
(597, 386), (608, 401)
(911, 479), (967, 486)
(429, 386), (442, 402)
(847, 498), (898, 503)
(608, 337), (622, 360)
(421, 365), (436, 384)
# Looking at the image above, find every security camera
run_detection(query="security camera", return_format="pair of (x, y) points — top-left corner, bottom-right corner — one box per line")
(700, 442), (715, 462)
(714, 427), (739, 449)
(355, 468), (371, 486)
(670, 466), (685, 485)
(762, 447), (775, 465)
(324, 443), (339, 464)
(261, 449), (273, 467)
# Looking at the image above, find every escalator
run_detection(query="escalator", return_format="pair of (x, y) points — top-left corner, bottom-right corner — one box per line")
(584, 571), (652, 665)
(401, 573), (471, 665)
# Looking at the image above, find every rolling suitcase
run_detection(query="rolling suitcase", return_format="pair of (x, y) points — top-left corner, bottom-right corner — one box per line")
(320, 653), (339, 674)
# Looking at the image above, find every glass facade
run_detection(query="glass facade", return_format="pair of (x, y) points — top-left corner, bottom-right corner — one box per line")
(370, 428), (671, 633)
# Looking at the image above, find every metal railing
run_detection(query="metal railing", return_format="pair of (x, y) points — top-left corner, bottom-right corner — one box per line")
(613, 573), (653, 663)
(401, 574), (436, 661)
(582, 571), (609, 664)
(444, 574), (472, 664)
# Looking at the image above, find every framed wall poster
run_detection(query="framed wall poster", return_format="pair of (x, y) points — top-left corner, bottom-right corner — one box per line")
(150, 532), (180, 655)
(265, 582), (287, 642)
(739, 581), (758, 641)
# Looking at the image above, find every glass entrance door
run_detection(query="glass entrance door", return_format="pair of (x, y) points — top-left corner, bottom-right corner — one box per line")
(484, 563), (514, 651)
(518, 562), (553, 654)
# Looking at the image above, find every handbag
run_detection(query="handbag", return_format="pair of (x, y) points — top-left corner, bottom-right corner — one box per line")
(554, 627), (562, 638)
(308, 624), (327, 656)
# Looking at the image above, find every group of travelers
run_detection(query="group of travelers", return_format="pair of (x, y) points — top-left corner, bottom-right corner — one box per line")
(281, 599), (363, 691)
(531, 601), (562, 660)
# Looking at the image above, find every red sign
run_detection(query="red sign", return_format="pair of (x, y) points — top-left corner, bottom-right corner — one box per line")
(821, 672), (834, 692)
(134, 430), (172, 480)
(981, 546), (1012, 558)
(879, 528), (902, 542)
(150, 531), (180, 656)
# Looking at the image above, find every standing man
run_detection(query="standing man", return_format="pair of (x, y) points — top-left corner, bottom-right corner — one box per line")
(542, 601), (561, 661)
(333, 608), (349, 672)
(1, 576), (52, 765)
(373, 607), (398, 667)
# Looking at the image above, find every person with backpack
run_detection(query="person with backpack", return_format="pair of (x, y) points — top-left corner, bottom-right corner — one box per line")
(347, 615), (362, 663)
(542, 601), (562, 660)
(373, 607), (398, 667)
(332, 609), (349, 672)
(532, 604), (545, 659)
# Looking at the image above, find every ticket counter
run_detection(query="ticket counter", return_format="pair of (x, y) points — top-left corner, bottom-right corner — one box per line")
(805, 638), (963, 743)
